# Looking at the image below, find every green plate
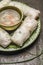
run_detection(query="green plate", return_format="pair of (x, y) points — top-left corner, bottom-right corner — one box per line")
(0, 1), (41, 52)
(0, 19), (41, 52)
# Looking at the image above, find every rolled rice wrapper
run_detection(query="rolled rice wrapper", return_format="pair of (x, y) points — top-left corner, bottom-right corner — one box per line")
(11, 17), (38, 46)
(0, 0), (11, 8)
(0, 28), (11, 48)
(9, 1), (40, 19)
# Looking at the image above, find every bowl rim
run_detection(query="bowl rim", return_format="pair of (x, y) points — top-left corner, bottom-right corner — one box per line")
(0, 6), (23, 27)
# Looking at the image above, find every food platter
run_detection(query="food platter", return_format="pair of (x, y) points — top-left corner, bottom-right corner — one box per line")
(0, 0), (41, 52)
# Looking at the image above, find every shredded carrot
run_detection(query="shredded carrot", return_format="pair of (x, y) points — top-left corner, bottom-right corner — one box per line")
(7, 15), (14, 20)
(10, 21), (15, 25)
(1, 14), (16, 26)
(1, 22), (7, 25)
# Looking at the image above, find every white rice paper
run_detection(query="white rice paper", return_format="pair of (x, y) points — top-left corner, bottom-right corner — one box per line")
(8, 1), (40, 19)
(0, 28), (11, 47)
(11, 17), (38, 46)
(0, 0), (11, 8)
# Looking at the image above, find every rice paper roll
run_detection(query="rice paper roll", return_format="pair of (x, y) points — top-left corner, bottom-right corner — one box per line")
(0, 28), (11, 48)
(11, 17), (38, 46)
(9, 1), (40, 19)
(0, 0), (11, 8)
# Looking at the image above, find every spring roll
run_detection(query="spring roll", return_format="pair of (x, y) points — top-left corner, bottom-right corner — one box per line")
(0, 28), (11, 48)
(11, 17), (38, 46)
(9, 1), (40, 19)
(0, 0), (11, 8)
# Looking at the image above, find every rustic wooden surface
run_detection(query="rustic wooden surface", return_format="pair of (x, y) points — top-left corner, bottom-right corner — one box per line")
(0, 0), (43, 65)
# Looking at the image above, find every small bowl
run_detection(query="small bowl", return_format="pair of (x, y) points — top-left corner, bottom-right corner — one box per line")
(0, 6), (23, 31)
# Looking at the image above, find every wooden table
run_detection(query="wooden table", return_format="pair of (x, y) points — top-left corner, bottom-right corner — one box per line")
(0, 0), (43, 65)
